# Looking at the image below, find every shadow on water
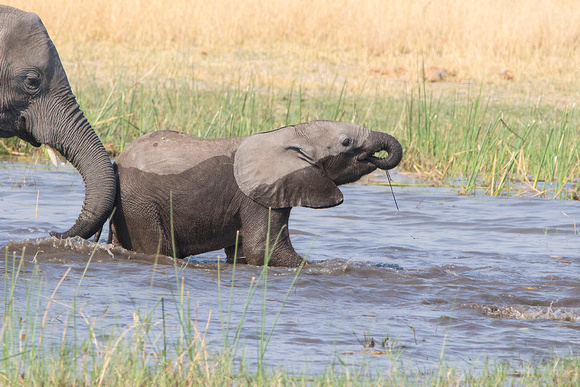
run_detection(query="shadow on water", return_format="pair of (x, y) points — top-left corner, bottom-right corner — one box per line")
(1, 161), (579, 373)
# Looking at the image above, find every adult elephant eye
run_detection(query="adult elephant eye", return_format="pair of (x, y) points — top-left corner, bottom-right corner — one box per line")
(24, 73), (42, 92)
(341, 137), (352, 147)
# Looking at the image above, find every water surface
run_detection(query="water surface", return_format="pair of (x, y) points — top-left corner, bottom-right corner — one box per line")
(1, 161), (579, 373)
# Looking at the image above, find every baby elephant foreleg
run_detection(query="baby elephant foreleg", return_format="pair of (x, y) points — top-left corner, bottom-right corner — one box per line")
(240, 204), (304, 267)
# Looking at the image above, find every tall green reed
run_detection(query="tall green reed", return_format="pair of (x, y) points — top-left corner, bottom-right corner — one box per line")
(215, 209), (305, 377)
(400, 76), (578, 197)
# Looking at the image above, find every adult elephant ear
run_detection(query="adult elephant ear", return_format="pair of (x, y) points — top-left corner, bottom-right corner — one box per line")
(234, 124), (344, 209)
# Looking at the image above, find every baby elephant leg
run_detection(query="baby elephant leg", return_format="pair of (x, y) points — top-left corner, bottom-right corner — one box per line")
(225, 243), (246, 264)
(240, 204), (305, 267)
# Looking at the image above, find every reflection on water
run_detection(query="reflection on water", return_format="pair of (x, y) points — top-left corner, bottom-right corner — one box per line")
(1, 161), (579, 372)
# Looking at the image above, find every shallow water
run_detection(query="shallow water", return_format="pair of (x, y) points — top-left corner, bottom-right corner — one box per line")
(1, 161), (579, 373)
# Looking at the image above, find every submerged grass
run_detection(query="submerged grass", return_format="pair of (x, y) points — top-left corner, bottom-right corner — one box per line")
(3, 248), (580, 385)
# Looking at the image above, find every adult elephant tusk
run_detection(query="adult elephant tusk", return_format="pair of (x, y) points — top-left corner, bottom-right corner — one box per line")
(45, 145), (67, 167)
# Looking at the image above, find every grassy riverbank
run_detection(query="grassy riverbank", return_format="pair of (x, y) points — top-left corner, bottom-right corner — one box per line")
(2, 0), (580, 198)
(4, 71), (578, 199)
(2, 251), (580, 386)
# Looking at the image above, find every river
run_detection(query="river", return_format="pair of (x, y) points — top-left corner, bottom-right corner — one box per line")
(1, 161), (578, 374)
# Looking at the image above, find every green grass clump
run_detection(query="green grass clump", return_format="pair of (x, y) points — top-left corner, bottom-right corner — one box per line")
(402, 80), (579, 198)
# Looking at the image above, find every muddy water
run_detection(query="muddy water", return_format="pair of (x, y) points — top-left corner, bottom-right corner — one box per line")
(1, 161), (579, 373)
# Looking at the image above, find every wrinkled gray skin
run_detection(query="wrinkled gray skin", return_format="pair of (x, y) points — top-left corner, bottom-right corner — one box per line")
(0, 6), (116, 239)
(111, 120), (403, 267)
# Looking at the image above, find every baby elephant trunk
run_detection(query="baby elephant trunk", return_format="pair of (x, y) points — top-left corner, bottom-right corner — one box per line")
(366, 131), (403, 170)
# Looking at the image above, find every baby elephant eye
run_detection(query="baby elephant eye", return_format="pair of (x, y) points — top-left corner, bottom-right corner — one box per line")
(341, 137), (352, 147)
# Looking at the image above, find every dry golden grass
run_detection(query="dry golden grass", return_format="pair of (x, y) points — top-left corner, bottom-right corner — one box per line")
(4, 0), (580, 101)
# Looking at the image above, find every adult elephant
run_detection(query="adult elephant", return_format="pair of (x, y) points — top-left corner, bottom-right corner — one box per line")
(0, 6), (116, 239)
(111, 121), (403, 267)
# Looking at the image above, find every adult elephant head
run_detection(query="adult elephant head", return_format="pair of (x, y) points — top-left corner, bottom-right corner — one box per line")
(0, 6), (116, 239)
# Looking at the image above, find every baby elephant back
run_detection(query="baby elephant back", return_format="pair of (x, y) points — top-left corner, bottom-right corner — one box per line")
(116, 130), (242, 175)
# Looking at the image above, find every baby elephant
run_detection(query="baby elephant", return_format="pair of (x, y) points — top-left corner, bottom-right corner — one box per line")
(110, 120), (403, 267)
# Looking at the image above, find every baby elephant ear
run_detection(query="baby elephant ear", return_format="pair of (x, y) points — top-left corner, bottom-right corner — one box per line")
(234, 129), (344, 209)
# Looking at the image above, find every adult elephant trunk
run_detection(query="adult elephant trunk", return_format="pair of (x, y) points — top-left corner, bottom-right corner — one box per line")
(366, 131), (403, 170)
(25, 96), (116, 239)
